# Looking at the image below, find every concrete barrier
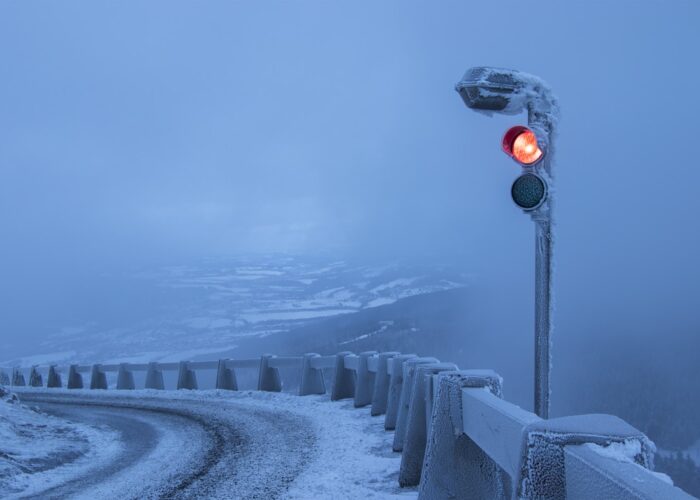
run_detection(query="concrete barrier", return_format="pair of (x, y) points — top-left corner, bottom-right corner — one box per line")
(330, 351), (355, 401)
(12, 349), (693, 499)
(145, 362), (165, 390)
(353, 351), (378, 408)
(215, 359), (238, 391)
(393, 357), (439, 451)
(67, 364), (83, 389)
(177, 361), (198, 390)
(299, 353), (325, 396)
(258, 354), (282, 392)
(418, 370), (505, 499)
(399, 362), (458, 487)
(517, 414), (654, 499)
(385, 354), (418, 430)
(117, 363), (136, 390)
(47, 365), (62, 388)
(370, 351), (400, 416)
(12, 368), (26, 386)
(29, 366), (43, 387)
(90, 364), (108, 390)
(564, 442), (694, 499)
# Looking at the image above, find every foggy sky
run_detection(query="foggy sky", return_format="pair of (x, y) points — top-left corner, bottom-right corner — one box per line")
(2, 2), (700, 361)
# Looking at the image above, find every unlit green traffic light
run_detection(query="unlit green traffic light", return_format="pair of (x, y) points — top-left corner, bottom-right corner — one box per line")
(511, 173), (546, 210)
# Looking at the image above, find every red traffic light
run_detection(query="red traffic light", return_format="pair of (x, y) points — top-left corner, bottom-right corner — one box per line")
(502, 126), (544, 165)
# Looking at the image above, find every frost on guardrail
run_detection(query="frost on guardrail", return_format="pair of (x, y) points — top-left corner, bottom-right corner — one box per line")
(2, 351), (695, 499)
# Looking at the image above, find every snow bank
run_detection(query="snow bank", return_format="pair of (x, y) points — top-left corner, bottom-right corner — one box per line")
(233, 391), (419, 499)
(0, 386), (121, 497)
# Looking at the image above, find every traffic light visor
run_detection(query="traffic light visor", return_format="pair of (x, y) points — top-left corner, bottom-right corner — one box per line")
(502, 126), (543, 165)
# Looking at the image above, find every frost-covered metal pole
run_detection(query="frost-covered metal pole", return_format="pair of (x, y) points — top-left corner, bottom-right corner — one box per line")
(456, 67), (559, 418)
(532, 211), (552, 418)
(528, 98), (556, 419)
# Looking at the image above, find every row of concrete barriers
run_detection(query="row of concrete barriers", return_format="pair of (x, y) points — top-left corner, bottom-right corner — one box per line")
(1, 353), (694, 499)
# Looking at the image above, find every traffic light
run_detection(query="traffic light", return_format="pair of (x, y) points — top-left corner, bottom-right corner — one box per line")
(502, 125), (548, 211)
(511, 172), (547, 211)
(502, 126), (543, 165)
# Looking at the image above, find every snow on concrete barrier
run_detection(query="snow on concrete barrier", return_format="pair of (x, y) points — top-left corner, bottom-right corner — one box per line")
(418, 370), (505, 499)
(384, 354), (417, 430)
(145, 362), (165, 390)
(90, 364), (108, 390)
(330, 351), (356, 401)
(370, 351), (400, 416)
(177, 361), (198, 390)
(215, 359), (238, 391)
(257, 354), (282, 392)
(399, 362), (458, 487)
(67, 364), (83, 389)
(299, 353), (326, 396)
(117, 363), (136, 390)
(564, 442), (694, 499)
(517, 414), (653, 498)
(29, 366), (43, 387)
(12, 368), (26, 386)
(353, 351), (378, 408)
(14, 350), (693, 499)
(393, 357), (439, 452)
(47, 365), (62, 388)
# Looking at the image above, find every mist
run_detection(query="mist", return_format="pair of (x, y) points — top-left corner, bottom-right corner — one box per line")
(1, 1), (699, 480)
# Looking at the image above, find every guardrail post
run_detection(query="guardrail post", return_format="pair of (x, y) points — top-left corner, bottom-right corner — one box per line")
(29, 366), (43, 387)
(331, 351), (355, 401)
(90, 364), (108, 389)
(177, 361), (198, 390)
(393, 357), (438, 450)
(418, 370), (505, 499)
(517, 414), (655, 499)
(12, 368), (26, 386)
(117, 363), (135, 390)
(370, 351), (399, 416)
(354, 351), (378, 408)
(145, 362), (164, 390)
(0, 369), (9, 385)
(385, 354), (417, 429)
(399, 362), (458, 487)
(47, 365), (62, 388)
(258, 354), (282, 392)
(215, 359), (238, 391)
(67, 364), (83, 389)
(299, 353), (325, 396)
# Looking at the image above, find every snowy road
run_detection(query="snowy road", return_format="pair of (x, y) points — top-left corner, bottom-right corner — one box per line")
(17, 392), (314, 499)
(9, 389), (416, 499)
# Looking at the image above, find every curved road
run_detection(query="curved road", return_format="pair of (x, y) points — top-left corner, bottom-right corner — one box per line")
(16, 392), (316, 499)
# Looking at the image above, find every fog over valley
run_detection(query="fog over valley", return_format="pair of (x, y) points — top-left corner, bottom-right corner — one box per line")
(1, 1), (699, 495)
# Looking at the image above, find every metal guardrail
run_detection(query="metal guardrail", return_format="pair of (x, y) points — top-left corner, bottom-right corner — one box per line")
(2, 353), (694, 499)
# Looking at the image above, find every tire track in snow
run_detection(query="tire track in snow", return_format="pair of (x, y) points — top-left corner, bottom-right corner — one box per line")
(17, 392), (316, 499)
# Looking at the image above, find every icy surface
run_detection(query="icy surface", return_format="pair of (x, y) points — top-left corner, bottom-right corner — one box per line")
(5, 388), (418, 499)
(0, 386), (122, 496)
(586, 441), (675, 486)
(587, 439), (642, 462)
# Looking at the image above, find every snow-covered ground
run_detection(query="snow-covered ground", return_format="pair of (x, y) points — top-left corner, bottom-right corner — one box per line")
(0, 387), (121, 497)
(2, 256), (466, 367)
(3, 387), (418, 499)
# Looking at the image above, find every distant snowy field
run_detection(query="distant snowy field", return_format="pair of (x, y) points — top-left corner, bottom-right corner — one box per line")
(3, 256), (466, 366)
(2, 387), (418, 499)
